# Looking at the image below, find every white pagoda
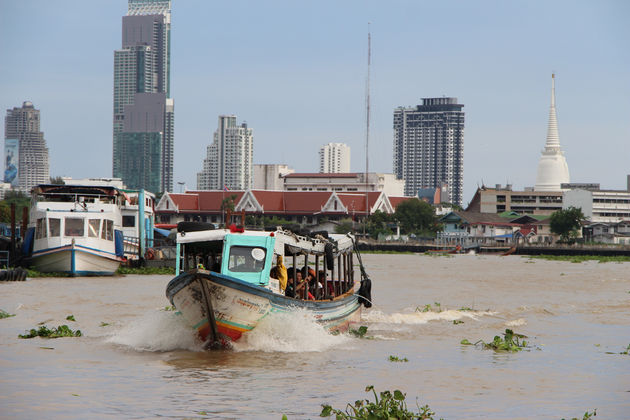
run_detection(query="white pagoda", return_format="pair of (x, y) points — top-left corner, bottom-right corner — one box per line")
(534, 74), (570, 191)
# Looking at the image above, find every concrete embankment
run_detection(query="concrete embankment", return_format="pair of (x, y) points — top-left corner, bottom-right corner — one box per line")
(357, 241), (630, 256)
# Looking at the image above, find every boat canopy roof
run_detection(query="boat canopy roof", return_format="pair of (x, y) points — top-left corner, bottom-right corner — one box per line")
(177, 227), (355, 255)
(33, 184), (122, 197)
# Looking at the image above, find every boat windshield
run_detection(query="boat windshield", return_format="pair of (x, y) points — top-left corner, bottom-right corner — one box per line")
(227, 245), (267, 273)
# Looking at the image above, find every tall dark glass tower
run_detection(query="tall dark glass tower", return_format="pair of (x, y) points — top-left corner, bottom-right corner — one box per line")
(393, 98), (464, 205)
(113, 0), (173, 193)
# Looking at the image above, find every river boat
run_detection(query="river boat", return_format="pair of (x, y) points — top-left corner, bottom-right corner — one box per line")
(23, 184), (126, 276)
(165, 223), (372, 348)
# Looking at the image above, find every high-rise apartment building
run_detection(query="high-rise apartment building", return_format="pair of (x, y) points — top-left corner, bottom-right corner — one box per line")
(319, 142), (350, 173)
(4, 101), (50, 192)
(197, 115), (253, 191)
(113, 0), (174, 193)
(393, 98), (465, 205)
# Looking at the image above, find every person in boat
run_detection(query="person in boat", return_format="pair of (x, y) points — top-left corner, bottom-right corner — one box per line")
(285, 269), (309, 299)
(274, 255), (287, 292)
(304, 267), (323, 299)
(319, 270), (335, 298)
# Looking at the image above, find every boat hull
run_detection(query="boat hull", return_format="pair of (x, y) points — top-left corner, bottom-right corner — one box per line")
(166, 270), (362, 344)
(31, 244), (122, 276)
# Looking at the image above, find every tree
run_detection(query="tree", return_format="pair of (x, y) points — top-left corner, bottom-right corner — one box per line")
(550, 206), (585, 243)
(394, 198), (438, 235)
(49, 176), (64, 185)
(365, 210), (394, 238)
(334, 218), (354, 234)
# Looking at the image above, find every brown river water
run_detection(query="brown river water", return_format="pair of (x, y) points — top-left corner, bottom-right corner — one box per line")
(1, 253), (629, 419)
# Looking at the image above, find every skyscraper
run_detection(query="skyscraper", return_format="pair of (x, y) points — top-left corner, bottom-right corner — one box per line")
(197, 115), (253, 191)
(534, 74), (569, 191)
(4, 101), (50, 192)
(319, 142), (350, 173)
(113, 0), (174, 193)
(393, 98), (465, 204)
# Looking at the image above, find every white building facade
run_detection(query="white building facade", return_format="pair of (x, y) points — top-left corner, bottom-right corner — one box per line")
(319, 142), (350, 173)
(252, 164), (294, 190)
(283, 172), (405, 196)
(197, 115), (253, 191)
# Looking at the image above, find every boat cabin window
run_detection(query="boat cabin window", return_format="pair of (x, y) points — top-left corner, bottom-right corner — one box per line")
(65, 218), (84, 237)
(122, 215), (135, 227)
(36, 218), (47, 239)
(49, 218), (60, 237)
(228, 246), (267, 273)
(88, 219), (101, 238)
(101, 219), (113, 241)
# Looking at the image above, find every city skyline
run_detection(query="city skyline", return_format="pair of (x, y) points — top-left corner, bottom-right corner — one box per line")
(1, 1), (629, 204)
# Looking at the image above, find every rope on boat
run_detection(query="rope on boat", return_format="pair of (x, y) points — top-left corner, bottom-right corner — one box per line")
(350, 235), (372, 308)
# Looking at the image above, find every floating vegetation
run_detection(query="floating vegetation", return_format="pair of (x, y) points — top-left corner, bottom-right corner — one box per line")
(453, 320), (464, 325)
(163, 305), (176, 311)
(458, 306), (473, 311)
(0, 309), (16, 319)
(388, 355), (408, 362)
(26, 269), (71, 278)
(18, 324), (82, 339)
(360, 250), (415, 255)
(349, 326), (370, 339)
(605, 344), (630, 355)
(116, 266), (175, 275)
(561, 409), (597, 420)
(527, 255), (630, 264)
(320, 385), (441, 420)
(99, 322), (110, 327)
(66, 315), (76, 322)
(417, 302), (441, 313)
(461, 329), (530, 352)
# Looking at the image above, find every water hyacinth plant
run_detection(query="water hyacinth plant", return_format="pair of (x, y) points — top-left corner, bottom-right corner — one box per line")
(320, 385), (441, 420)
(18, 324), (82, 339)
(0, 309), (16, 319)
(461, 329), (530, 352)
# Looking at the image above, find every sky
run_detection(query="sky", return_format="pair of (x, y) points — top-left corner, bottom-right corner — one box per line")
(1, 0), (629, 205)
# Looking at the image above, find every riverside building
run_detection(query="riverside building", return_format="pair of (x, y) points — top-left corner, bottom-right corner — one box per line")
(197, 115), (253, 191)
(112, 0), (174, 193)
(4, 101), (50, 192)
(393, 97), (465, 205)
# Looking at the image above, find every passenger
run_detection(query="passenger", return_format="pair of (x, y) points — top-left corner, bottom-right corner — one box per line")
(285, 270), (303, 298)
(306, 268), (323, 299)
(320, 270), (335, 298)
(275, 255), (288, 292)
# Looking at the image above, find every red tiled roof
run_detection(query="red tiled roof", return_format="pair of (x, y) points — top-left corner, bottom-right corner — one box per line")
(388, 196), (415, 209)
(192, 190), (245, 212)
(250, 190), (285, 212)
(168, 193), (199, 211)
(284, 191), (332, 213)
(337, 192), (381, 213)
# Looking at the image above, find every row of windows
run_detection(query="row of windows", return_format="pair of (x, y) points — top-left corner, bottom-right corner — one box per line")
(36, 218), (114, 241)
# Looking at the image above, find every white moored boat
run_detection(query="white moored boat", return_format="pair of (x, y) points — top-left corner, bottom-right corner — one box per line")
(23, 184), (126, 276)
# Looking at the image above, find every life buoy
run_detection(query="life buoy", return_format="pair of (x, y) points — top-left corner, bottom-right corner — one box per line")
(146, 248), (155, 260)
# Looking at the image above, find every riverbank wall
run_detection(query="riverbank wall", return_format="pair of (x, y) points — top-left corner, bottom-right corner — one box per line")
(357, 241), (630, 256)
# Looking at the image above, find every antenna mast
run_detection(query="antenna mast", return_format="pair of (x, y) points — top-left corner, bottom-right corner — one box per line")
(364, 23), (371, 233)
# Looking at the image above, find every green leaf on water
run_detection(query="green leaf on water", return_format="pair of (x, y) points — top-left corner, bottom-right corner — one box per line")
(460, 339), (472, 345)
(0, 309), (15, 319)
(100, 322), (110, 327)
(66, 315), (76, 322)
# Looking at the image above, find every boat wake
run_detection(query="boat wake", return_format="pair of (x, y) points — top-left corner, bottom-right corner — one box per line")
(232, 308), (350, 353)
(362, 308), (496, 325)
(106, 309), (202, 352)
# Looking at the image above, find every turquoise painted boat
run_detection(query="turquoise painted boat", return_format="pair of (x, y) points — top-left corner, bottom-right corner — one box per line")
(166, 223), (372, 348)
